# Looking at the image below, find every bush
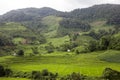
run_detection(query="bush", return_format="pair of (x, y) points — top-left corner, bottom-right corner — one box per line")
(87, 40), (99, 52)
(32, 71), (41, 80)
(45, 42), (54, 53)
(0, 65), (13, 77)
(75, 46), (88, 54)
(4, 68), (13, 77)
(31, 47), (39, 54)
(103, 68), (120, 80)
(0, 65), (5, 77)
(31, 69), (58, 80)
(60, 72), (86, 80)
(17, 50), (24, 56)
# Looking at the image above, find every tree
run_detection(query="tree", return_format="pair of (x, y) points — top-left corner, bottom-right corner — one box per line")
(17, 50), (24, 56)
(99, 36), (111, 50)
(87, 40), (98, 52)
(45, 42), (54, 53)
(60, 72), (86, 80)
(32, 71), (41, 80)
(103, 68), (120, 80)
(0, 65), (5, 77)
(31, 47), (39, 54)
(4, 69), (13, 77)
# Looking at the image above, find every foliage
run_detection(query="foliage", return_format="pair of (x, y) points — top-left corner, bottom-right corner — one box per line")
(60, 72), (86, 80)
(45, 42), (54, 53)
(31, 69), (58, 80)
(103, 68), (120, 80)
(107, 14), (120, 25)
(58, 18), (91, 36)
(86, 30), (109, 40)
(17, 50), (24, 56)
(0, 65), (5, 77)
(87, 40), (99, 52)
(0, 7), (58, 22)
(0, 34), (14, 46)
(75, 46), (88, 54)
(59, 4), (120, 21)
(31, 47), (39, 54)
(86, 35), (120, 52)
(0, 65), (12, 77)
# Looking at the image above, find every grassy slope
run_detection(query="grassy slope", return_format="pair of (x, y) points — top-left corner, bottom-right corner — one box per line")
(90, 20), (114, 32)
(0, 22), (26, 31)
(41, 16), (70, 47)
(1, 50), (120, 77)
(98, 50), (120, 63)
(47, 36), (69, 47)
(42, 16), (63, 38)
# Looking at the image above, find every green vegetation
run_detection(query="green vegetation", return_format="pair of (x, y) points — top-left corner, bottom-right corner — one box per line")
(0, 77), (29, 80)
(0, 50), (120, 77)
(0, 4), (120, 80)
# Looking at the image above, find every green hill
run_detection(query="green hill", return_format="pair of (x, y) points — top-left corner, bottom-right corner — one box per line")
(0, 4), (120, 80)
(42, 16), (63, 37)
(98, 50), (120, 63)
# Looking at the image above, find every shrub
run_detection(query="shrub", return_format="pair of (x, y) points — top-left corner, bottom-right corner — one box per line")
(31, 47), (39, 54)
(0, 65), (13, 77)
(31, 70), (58, 80)
(0, 65), (5, 77)
(103, 68), (120, 80)
(32, 71), (41, 80)
(45, 42), (54, 53)
(17, 50), (24, 56)
(60, 72), (86, 80)
(4, 68), (13, 77)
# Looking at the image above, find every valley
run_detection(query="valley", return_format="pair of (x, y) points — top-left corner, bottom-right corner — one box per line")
(0, 4), (120, 80)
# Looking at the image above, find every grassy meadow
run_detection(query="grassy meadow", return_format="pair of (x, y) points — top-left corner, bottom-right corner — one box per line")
(1, 50), (120, 78)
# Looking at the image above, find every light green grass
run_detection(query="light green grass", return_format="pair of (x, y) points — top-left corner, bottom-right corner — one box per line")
(0, 22), (26, 31)
(13, 37), (25, 44)
(0, 77), (29, 80)
(47, 36), (70, 47)
(90, 20), (114, 32)
(42, 16), (63, 37)
(1, 50), (120, 77)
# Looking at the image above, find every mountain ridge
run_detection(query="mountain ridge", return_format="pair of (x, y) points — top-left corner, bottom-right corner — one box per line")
(0, 4), (120, 22)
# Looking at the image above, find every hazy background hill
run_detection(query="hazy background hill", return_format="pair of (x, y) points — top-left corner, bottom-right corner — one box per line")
(0, 4), (120, 22)
(0, 7), (59, 22)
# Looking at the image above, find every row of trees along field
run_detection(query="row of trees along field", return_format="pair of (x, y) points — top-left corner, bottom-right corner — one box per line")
(1, 64), (120, 80)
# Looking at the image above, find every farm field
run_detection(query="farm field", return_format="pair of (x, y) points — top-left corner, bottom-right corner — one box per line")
(0, 77), (29, 80)
(1, 50), (120, 78)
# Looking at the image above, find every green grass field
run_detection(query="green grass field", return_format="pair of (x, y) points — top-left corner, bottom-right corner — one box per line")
(1, 50), (120, 78)
(0, 77), (29, 80)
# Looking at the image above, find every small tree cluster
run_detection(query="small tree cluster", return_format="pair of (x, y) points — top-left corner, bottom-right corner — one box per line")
(0, 65), (12, 77)
(31, 47), (39, 54)
(31, 69), (58, 80)
(17, 50), (24, 56)
(45, 42), (54, 53)
(60, 72), (86, 80)
(103, 68), (120, 80)
(87, 35), (120, 52)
